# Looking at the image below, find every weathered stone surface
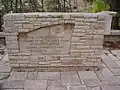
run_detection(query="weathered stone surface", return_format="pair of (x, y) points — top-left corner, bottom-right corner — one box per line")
(3, 80), (24, 89)
(37, 72), (60, 80)
(84, 79), (101, 87)
(78, 71), (98, 79)
(68, 85), (87, 90)
(8, 72), (27, 80)
(27, 72), (37, 80)
(47, 86), (67, 90)
(24, 80), (47, 90)
(101, 85), (120, 90)
(61, 72), (81, 85)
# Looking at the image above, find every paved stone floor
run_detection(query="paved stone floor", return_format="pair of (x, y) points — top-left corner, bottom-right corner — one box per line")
(0, 50), (120, 90)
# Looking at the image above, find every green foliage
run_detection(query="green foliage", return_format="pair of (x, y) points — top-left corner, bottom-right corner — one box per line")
(91, 0), (110, 13)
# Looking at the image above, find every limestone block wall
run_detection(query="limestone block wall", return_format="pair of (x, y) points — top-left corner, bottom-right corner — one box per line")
(4, 13), (105, 71)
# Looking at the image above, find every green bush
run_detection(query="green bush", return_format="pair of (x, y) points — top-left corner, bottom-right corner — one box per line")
(91, 0), (110, 13)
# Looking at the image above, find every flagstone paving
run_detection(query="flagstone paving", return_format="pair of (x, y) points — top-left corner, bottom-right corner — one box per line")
(0, 50), (120, 90)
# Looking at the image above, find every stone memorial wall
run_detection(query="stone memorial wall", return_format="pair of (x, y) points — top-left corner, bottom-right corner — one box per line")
(4, 13), (105, 71)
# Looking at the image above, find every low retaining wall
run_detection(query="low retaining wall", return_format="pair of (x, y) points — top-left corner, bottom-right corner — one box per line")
(4, 13), (105, 71)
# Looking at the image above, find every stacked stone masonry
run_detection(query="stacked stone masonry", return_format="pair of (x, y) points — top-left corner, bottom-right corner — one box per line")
(4, 13), (105, 71)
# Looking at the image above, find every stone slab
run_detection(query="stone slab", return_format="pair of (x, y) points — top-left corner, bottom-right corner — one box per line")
(3, 80), (24, 89)
(8, 72), (27, 80)
(78, 71), (98, 80)
(24, 80), (47, 90)
(61, 72), (81, 85)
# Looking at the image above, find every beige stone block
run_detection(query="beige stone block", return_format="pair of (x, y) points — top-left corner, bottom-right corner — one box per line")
(85, 62), (94, 66)
(28, 64), (39, 67)
(75, 18), (84, 22)
(39, 62), (49, 65)
(18, 29), (29, 32)
(14, 21), (29, 24)
(19, 64), (28, 67)
(94, 50), (103, 55)
(9, 56), (22, 60)
(46, 56), (60, 61)
(50, 63), (61, 66)
(70, 44), (76, 50)
(76, 46), (90, 49)
(93, 30), (104, 34)
(71, 37), (80, 43)
(11, 64), (19, 67)
(23, 24), (34, 29)
(5, 21), (14, 27)
(17, 60), (29, 64)
(73, 32), (85, 37)
(14, 23), (22, 27)
(91, 46), (103, 49)
(6, 36), (17, 41)
(74, 29), (86, 33)
(75, 26), (90, 29)
(84, 18), (97, 23)
(75, 22), (85, 26)
(86, 30), (93, 34)
(93, 39), (103, 45)
(71, 52), (81, 57)
(71, 50), (94, 53)
(94, 35), (104, 39)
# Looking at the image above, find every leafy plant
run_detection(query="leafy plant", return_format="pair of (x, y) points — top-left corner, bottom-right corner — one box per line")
(91, 0), (110, 13)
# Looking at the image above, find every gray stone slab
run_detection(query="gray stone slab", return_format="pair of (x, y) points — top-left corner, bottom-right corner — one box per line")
(47, 86), (67, 90)
(111, 68), (120, 76)
(100, 68), (113, 77)
(101, 85), (120, 90)
(88, 87), (101, 90)
(99, 68), (116, 82)
(115, 61), (120, 67)
(24, 80), (47, 90)
(78, 71), (97, 80)
(68, 85), (87, 90)
(84, 79), (101, 87)
(37, 72), (60, 80)
(8, 72), (27, 80)
(27, 72), (37, 80)
(47, 79), (62, 86)
(108, 54), (119, 61)
(102, 55), (118, 69)
(111, 50), (120, 56)
(61, 72), (81, 86)
(38, 72), (61, 86)
(3, 80), (24, 89)
(38, 72), (61, 85)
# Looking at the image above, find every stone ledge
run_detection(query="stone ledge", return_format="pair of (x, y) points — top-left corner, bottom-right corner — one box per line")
(104, 30), (120, 35)
(4, 12), (106, 20)
(12, 66), (99, 72)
